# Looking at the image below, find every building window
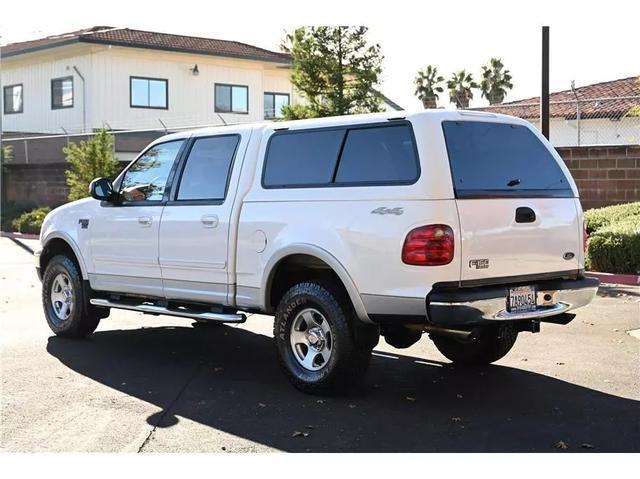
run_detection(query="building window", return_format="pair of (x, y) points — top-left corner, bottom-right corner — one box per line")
(215, 84), (248, 114)
(130, 77), (168, 109)
(264, 92), (290, 119)
(51, 76), (73, 109)
(3, 84), (23, 114)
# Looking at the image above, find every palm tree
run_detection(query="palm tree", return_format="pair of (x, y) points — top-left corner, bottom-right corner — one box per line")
(480, 58), (514, 105)
(447, 70), (478, 109)
(414, 65), (444, 109)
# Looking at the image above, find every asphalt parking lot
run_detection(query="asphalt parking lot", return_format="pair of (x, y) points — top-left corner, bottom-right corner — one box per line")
(1, 236), (638, 452)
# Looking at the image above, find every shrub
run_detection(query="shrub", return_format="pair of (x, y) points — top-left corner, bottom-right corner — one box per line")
(1, 200), (36, 232)
(11, 207), (51, 235)
(584, 202), (640, 234)
(65, 129), (119, 201)
(586, 218), (640, 274)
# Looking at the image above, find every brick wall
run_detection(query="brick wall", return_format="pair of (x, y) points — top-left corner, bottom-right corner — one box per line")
(556, 145), (640, 210)
(2, 162), (128, 208)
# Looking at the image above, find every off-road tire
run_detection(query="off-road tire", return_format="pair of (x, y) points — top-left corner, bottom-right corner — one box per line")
(42, 254), (102, 338)
(431, 325), (518, 365)
(274, 281), (373, 395)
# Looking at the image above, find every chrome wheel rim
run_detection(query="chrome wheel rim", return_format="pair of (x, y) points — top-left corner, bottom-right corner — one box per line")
(50, 273), (74, 324)
(290, 308), (333, 371)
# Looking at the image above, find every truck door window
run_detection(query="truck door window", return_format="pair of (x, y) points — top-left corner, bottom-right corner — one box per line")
(120, 140), (184, 202)
(176, 135), (240, 201)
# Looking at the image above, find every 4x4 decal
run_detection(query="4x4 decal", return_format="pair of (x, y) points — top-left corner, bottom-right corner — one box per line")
(371, 207), (404, 216)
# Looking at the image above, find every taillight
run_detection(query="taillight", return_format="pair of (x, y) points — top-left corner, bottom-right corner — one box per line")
(402, 225), (454, 266)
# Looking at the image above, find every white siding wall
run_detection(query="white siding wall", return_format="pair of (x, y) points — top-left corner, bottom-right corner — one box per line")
(526, 117), (640, 146)
(1, 45), (93, 134)
(2, 44), (294, 134)
(90, 47), (292, 131)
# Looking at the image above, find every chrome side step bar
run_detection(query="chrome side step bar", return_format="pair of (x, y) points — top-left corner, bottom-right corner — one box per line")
(89, 298), (246, 323)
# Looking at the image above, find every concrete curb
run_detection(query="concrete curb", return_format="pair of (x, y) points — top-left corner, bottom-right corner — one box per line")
(1, 231), (40, 240)
(585, 271), (640, 286)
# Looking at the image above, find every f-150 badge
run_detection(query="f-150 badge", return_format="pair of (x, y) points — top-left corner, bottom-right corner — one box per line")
(371, 207), (404, 216)
(469, 259), (489, 269)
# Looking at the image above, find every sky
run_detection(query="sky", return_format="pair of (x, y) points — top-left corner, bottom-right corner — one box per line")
(1, 0), (638, 111)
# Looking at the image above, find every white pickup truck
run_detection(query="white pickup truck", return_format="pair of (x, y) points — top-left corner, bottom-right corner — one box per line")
(36, 110), (599, 394)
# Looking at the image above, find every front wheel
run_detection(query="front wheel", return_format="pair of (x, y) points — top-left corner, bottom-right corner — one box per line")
(274, 281), (373, 395)
(431, 325), (518, 365)
(42, 255), (102, 338)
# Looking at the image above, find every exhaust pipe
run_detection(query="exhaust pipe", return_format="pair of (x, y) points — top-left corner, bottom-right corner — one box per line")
(423, 325), (479, 342)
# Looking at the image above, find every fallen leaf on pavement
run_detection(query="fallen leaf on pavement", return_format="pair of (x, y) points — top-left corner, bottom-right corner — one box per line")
(581, 443), (594, 449)
(292, 431), (309, 438)
(555, 441), (569, 449)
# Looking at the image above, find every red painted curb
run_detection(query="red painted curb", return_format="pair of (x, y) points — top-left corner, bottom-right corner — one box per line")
(585, 271), (640, 286)
(1, 231), (40, 240)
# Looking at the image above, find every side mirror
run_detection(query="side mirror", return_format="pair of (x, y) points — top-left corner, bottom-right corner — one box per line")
(89, 177), (114, 201)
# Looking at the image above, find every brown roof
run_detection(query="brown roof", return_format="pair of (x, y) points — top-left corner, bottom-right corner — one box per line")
(2, 26), (291, 64)
(477, 76), (640, 120)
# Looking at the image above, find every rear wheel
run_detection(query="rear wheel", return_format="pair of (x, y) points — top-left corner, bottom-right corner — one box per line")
(274, 281), (374, 395)
(431, 325), (518, 365)
(42, 255), (102, 338)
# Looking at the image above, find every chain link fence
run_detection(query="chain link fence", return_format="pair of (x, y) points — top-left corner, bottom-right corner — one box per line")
(478, 96), (640, 147)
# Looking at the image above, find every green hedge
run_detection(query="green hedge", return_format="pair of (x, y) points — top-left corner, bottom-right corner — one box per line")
(586, 216), (640, 274)
(1, 200), (37, 232)
(584, 202), (640, 234)
(11, 207), (51, 235)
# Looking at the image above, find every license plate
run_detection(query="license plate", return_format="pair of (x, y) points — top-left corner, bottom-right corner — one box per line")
(508, 286), (537, 312)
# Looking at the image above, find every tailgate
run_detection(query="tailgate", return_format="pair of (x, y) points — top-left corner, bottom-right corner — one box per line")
(442, 120), (582, 281)
(456, 198), (580, 281)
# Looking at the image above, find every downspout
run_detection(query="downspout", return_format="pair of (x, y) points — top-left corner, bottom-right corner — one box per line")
(571, 80), (580, 146)
(72, 66), (87, 133)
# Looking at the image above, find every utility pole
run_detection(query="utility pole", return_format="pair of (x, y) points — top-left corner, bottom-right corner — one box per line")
(541, 26), (550, 140)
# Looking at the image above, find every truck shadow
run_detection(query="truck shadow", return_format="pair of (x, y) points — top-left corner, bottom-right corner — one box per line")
(46, 324), (640, 452)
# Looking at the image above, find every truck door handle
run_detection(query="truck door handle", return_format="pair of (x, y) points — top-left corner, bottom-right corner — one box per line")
(201, 215), (219, 228)
(138, 216), (152, 227)
(515, 207), (536, 223)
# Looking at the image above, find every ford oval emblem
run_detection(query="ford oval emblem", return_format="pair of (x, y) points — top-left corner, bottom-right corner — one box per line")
(563, 252), (575, 260)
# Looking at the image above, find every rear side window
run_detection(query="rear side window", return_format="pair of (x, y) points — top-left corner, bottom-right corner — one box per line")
(442, 121), (572, 198)
(262, 129), (344, 187)
(335, 125), (418, 184)
(262, 122), (419, 188)
(176, 135), (240, 201)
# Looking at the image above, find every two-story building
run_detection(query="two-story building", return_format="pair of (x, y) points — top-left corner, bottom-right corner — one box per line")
(1, 26), (297, 136)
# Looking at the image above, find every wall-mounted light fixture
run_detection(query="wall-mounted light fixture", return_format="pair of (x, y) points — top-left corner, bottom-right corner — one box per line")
(189, 64), (200, 76)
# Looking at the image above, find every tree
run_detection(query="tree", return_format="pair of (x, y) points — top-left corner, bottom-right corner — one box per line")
(1, 145), (13, 170)
(414, 65), (444, 109)
(282, 26), (384, 119)
(480, 58), (514, 105)
(64, 129), (119, 201)
(447, 70), (478, 109)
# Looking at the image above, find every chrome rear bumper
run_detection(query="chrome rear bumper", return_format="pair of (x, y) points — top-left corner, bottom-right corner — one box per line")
(427, 277), (599, 326)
